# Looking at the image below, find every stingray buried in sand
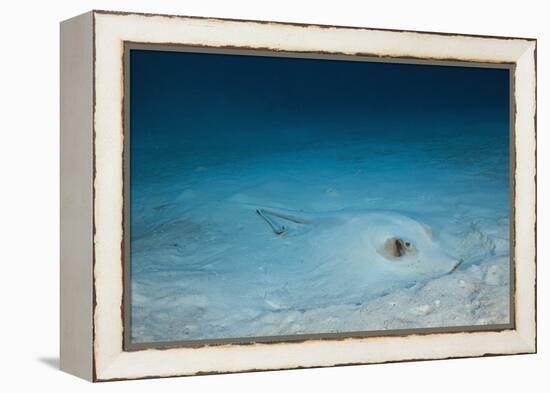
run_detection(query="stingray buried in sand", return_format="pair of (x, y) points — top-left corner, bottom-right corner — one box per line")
(252, 208), (462, 311)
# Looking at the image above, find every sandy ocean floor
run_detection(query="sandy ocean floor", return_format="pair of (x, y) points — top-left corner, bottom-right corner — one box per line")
(129, 130), (510, 343)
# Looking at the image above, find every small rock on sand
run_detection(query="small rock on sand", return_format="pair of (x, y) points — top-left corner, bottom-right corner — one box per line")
(413, 305), (433, 315)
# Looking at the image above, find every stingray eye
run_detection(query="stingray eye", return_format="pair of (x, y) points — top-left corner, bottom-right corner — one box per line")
(405, 242), (411, 248)
(382, 237), (409, 259)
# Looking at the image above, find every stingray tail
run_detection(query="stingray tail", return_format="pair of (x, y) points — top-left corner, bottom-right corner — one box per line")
(258, 208), (312, 225)
(256, 208), (311, 236)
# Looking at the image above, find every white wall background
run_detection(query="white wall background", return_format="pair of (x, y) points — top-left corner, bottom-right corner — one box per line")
(0, 0), (545, 391)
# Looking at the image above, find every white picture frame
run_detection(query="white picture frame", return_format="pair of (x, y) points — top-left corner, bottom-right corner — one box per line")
(60, 10), (536, 381)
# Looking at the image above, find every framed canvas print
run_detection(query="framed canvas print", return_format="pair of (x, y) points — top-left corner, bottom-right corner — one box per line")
(60, 10), (537, 382)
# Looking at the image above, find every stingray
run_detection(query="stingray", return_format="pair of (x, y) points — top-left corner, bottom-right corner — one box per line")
(254, 208), (462, 310)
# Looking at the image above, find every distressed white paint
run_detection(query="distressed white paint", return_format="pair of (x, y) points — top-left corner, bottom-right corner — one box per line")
(90, 11), (536, 381)
(60, 11), (94, 381)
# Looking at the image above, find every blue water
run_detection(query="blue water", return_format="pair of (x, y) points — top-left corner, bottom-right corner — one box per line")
(129, 50), (510, 343)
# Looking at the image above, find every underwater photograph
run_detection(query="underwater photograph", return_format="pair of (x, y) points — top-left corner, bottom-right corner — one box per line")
(127, 48), (511, 345)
